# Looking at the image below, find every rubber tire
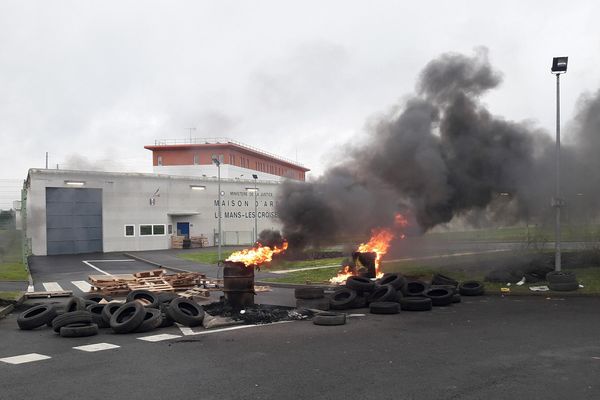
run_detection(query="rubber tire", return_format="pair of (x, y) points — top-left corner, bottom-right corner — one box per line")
(431, 284), (458, 295)
(17, 305), (58, 330)
(134, 308), (163, 333)
(350, 295), (368, 309)
(52, 311), (93, 333)
(546, 271), (577, 284)
(126, 290), (160, 308)
(424, 287), (453, 306)
(549, 281), (579, 292)
(65, 297), (87, 312)
(369, 301), (400, 314)
(294, 287), (325, 300)
(158, 303), (175, 328)
(378, 273), (406, 290)
(158, 292), (179, 304)
(459, 281), (485, 296)
(60, 323), (99, 338)
(345, 276), (375, 293)
(368, 284), (400, 303)
(110, 301), (146, 333)
(83, 293), (113, 303)
(431, 273), (459, 287)
(402, 281), (429, 297)
(313, 312), (346, 326)
(86, 303), (110, 328)
(400, 297), (432, 311)
(296, 298), (330, 311)
(329, 288), (358, 310)
(452, 294), (461, 303)
(101, 302), (124, 325)
(167, 298), (205, 327)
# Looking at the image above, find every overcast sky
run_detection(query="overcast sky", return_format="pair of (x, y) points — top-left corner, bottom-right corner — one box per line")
(1, 0), (599, 207)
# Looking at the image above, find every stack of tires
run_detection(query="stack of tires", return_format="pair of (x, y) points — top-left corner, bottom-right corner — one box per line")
(295, 287), (329, 310)
(17, 290), (206, 336)
(546, 271), (579, 292)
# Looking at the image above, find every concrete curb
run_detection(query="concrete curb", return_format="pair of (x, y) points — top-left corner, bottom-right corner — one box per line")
(0, 292), (26, 319)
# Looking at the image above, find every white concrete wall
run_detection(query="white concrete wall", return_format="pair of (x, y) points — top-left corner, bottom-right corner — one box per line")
(25, 169), (283, 255)
(153, 164), (283, 182)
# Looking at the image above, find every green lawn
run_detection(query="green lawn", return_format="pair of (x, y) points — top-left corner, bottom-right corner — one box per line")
(178, 250), (236, 265)
(0, 291), (22, 301)
(425, 224), (600, 242)
(269, 257), (344, 271)
(263, 266), (340, 284)
(0, 262), (28, 281)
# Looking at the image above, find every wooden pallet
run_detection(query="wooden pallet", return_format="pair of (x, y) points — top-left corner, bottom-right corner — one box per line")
(133, 269), (166, 278)
(179, 287), (212, 299)
(25, 290), (73, 298)
(254, 285), (272, 293)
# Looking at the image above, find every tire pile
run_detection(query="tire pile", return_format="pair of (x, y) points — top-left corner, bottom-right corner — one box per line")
(546, 271), (579, 291)
(16, 290), (206, 337)
(321, 273), (484, 317)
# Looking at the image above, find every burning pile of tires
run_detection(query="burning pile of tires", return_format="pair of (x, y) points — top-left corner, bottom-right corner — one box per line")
(326, 273), (484, 315)
(16, 290), (205, 337)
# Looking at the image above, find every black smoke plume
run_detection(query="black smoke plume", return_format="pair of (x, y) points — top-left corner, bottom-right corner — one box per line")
(277, 48), (600, 248)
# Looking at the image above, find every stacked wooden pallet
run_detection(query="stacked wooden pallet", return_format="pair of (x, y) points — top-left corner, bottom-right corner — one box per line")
(190, 235), (209, 248)
(171, 235), (185, 249)
(88, 269), (207, 295)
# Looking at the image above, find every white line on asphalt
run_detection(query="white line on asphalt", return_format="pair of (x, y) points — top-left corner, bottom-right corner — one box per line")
(42, 282), (64, 292)
(73, 343), (120, 352)
(270, 265), (339, 274)
(0, 353), (51, 365)
(137, 334), (182, 342)
(71, 281), (92, 293)
(177, 321), (293, 337)
(27, 285), (34, 293)
(82, 261), (112, 276)
(383, 249), (511, 263)
(85, 259), (136, 263)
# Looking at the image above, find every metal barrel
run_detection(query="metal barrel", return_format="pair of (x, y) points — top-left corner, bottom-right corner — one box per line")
(222, 261), (255, 307)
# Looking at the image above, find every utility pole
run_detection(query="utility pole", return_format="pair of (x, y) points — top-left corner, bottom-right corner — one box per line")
(45, 152), (48, 169)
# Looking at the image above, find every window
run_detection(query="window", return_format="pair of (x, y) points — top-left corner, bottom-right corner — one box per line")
(125, 225), (135, 237)
(168, 224), (173, 235)
(140, 225), (153, 236)
(157, 156), (163, 166)
(193, 154), (199, 165)
(153, 225), (165, 235)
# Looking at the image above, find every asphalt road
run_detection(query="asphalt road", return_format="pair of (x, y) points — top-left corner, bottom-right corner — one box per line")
(1, 295), (600, 399)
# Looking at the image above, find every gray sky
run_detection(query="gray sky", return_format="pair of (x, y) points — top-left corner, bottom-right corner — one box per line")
(1, 0), (599, 208)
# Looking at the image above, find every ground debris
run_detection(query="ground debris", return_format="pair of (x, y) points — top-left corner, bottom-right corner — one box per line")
(203, 302), (313, 324)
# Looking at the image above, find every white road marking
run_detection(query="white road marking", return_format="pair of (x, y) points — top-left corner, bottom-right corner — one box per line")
(73, 343), (120, 352)
(42, 282), (64, 292)
(347, 314), (366, 317)
(177, 321), (292, 336)
(71, 281), (92, 293)
(384, 249), (511, 263)
(0, 353), (51, 365)
(27, 285), (35, 293)
(270, 265), (338, 274)
(85, 259), (136, 263)
(82, 261), (112, 276)
(137, 334), (182, 342)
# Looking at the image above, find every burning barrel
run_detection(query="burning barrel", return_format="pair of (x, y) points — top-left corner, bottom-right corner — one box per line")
(222, 261), (255, 308)
(352, 251), (377, 278)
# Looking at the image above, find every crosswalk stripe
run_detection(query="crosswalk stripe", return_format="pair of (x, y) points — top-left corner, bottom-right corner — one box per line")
(73, 343), (120, 352)
(71, 281), (92, 293)
(137, 334), (181, 342)
(0, 353), (51, 365)
(42, 282), (64, 292)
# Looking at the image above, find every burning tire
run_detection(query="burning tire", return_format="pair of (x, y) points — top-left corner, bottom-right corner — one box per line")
(110, 301), (146, 333)
(65, 296), (87, 312)
(52, 311), (93, 333)
(86, 303), (110, 328)
(294, 287), (325, 299)
(452, 294), (461, 303)
(17, 305), (58, 330)
(367, 284), (400, 303)
(329, 288), (358, 310)
(126, 290), (160, 308)
(345, 276), (375, 293)
(424, 287), (453, 306)
(313, 312), (346, 326)
(400, 297), (432, 311)
(83, 293), (113, 303)
(548, 282), (579, 292)
(296, 298), (330, 311)
(378, 273), (406, 290)
(546, 271), (577, 284)
(167, 298), (205, 327)
(59, 323), (99, 338)
(402, 281), (428, 297)
(101, 302), (123, 325)
(134, 308), (163, 333)
(369, 302), (400, 314)
(431, 273), (459, 287)
(459, 281), (485, 296)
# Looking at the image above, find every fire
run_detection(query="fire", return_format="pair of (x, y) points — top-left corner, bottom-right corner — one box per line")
(329, 213), (408, 284)
(226, 241), (288, 267)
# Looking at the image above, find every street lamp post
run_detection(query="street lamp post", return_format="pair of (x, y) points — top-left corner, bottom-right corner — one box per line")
(551, 56), (568, 272)
(212, 156), (222, 263)
(252, 174), (258, 243)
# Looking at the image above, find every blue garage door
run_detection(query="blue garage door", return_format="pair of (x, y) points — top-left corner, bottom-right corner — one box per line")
(46, 188), (103, 255)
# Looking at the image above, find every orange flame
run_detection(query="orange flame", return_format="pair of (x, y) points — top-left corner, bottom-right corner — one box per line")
(226, 241), (288, 267)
